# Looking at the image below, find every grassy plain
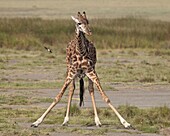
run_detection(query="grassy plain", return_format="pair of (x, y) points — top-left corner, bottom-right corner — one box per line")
(0, 48), (170, 90)
(0, 3), (170, 134)
(1, 18), (170, 50)
(0, 47), (170, 135)
(1, 104), (170, 136)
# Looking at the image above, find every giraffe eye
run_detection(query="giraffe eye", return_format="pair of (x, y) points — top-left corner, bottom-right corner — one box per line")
(78, 23), (82, 25)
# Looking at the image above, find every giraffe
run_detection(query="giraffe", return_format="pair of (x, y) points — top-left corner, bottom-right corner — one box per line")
(31, 12), (131, 128)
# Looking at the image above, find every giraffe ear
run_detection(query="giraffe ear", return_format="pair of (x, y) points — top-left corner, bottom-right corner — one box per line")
(71, 16), (80, 23)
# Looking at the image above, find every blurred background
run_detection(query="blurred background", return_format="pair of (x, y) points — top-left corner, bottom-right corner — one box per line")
(0, 0), (170, 20)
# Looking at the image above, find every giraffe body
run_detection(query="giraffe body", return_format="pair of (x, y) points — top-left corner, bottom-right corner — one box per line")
(66, 31), (96, 79)
(66, 30), (96, 107)
(31, 12), (132, 129)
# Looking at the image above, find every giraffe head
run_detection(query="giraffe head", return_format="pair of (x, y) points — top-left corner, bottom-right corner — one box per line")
(71, 12), (92, 35)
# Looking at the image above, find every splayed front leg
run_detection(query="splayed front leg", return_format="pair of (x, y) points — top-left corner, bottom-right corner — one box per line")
(31, 101), (57, 128)
(31, 77), (73, 128)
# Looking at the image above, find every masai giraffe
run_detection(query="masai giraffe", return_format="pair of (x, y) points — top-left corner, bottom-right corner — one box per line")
(31, 12), (131, 128)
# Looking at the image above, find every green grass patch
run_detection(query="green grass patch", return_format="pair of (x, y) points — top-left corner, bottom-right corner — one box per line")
(0, 95), (30, 105)
(0, 48), (169, 90)
(118, 105), (170, 133)
(0, 81), (63, 89)
(0, 94), (67, 105)
(0, 94), (41, 105)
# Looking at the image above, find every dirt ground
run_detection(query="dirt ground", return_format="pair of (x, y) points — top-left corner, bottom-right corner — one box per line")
(81, 84), (170, 109)
(3, 84), (170, 109)
(1, 51), (170, 135)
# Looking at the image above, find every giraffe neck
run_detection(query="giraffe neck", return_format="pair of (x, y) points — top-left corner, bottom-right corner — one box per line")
(76, 31), (88, 56)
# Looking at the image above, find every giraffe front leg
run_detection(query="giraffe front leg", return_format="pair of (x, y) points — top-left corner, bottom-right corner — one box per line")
(31, 76), (73, 128)
(62, 80), (75, 126)
(86, 70), (132, 129)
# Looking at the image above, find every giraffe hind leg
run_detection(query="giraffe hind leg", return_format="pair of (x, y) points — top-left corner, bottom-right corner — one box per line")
(86, 71), (132, 129)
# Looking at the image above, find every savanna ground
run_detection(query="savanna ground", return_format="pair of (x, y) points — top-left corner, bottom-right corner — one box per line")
(0, 0), (170, 136)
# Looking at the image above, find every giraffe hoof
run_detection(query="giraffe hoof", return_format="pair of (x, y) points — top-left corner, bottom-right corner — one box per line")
(62, 123), (68, 126)
(31, 119), (42, 128)
(120, 119), (132, 129)
(96, 124), (102, 127)
(31, 124), (38, 128)
(127, 125), (135, 130)
(95, 117), (102, 127)
(62, 117), (69, 126)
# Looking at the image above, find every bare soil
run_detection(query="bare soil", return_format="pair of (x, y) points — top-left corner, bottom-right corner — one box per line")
(2, 84), (170, 109)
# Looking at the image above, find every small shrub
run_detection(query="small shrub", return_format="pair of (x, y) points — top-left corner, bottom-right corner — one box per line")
(118, 105), (140, 118)
(102, 109), (112, 118)
(139, 77), (155, 83)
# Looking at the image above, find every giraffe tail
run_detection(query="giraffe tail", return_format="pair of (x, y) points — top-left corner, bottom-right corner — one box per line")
(79, 78), (84, 107)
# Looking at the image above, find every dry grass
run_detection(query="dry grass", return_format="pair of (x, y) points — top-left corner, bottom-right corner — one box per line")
(0, 48), (170, 90)
(0, 48), (169, 135)
(1, 104), (170, 135)
(0, 18), (170, 50)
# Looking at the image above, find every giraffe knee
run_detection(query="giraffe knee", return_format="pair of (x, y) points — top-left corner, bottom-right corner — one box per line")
(89, 89), (94, 94)
(69, 90), (74, 95)
(54, 97), (59, 103)
(88, 85), (93, 92)
(104, 97), (110, 103)
(54, 94), (62, 103)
